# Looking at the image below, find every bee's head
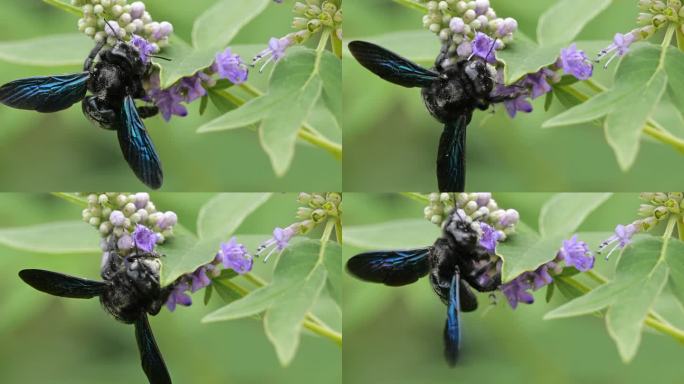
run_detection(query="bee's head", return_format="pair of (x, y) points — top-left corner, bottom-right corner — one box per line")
(442, 208), (478, 246)
(464, 59), (494, 97)
(109, 41), (147, 77)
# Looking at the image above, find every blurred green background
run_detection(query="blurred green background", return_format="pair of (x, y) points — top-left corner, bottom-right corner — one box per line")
(0, 1), (340, 191)
(343, 193), (684, 384)
(0, 193), (341, 384)
(343, 1), (684, 191)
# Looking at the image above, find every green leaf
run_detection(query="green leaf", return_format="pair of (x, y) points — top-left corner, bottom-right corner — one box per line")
(0, 33), (92, 67)
(192, 0), (270, 50)
(344, 219), (439, 250)
(320, 51), (342, 125)
(666, 238), (684, 308)
(605, 68), (667, 170)
(260, 54), (323, 176)
(545, 237), (671, 362)
(554, 277), (587, 301)
(545, 283), (555, 303)
(196, 193), (272, 240)
(199, 95), (209, 115)
(158, 225), (221, 286)
(323, 242), (342, 307)
(157, 37), (217, 88)
(203, 284), (213, 305)
(0, 221), (98, 254)
(543, 87), (627, 127)
(198, 93), (280, 132)
(537, 0), (612, 47)
(497, 33), (563, 84)
(343, 30), (440, 65)
(204, 283), (290, 321)
(544, 90), (554, 111)
(264, 262), (327, 365)
(539, 193), (612, 237)
(497, 223), (564, 283)
(663, 47), (684, 119)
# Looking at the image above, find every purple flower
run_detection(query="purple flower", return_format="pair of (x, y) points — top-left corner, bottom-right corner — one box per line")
(179, 75), (207, 103)
(254, 36), (293, 70)
(217, 237), (253, 274)
(213, 48), (249, 84)
(599, 224), (637, 260)
(497, 18), (518, 37)
(504, 95), (533, 118)
(558, 235), (594, 272)
(449, 17), (465, 34)
(256, 224), (300, 262)
(501, 279), (534, 309)
(598, 32), (636, 67)
(133, 225), (157, 252)
(479, 223), (501, 253)
(472, 32), (497, 63)
(150, 86), (188, 121)
(559, 43), (593, 80)
(530, 264), (554, 289)
(131, 34), (156, 63)
(190, 267), (211, 293)
(524, 68), (556, 99)
(166, 282), (192, 311)
(130, 2), (145, 19)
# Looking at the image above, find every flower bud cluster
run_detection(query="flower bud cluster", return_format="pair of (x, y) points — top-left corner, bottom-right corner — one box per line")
(256, 192), (342, 261)
(254, 1), (342, 70)
(424, 192), (518, 241)
(80, 192), (177, 255)
(72, 0), (173, 50)
(292, 0), (343, 43)
(598, 192), (684, 259)
(416, 0), (517, 64)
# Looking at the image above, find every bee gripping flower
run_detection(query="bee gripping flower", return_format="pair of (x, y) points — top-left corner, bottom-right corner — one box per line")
(166, 282), (192, 311)
(479, 222), (501, 253)
(131, 34), (155, 63)
(471, 32), (497, 63)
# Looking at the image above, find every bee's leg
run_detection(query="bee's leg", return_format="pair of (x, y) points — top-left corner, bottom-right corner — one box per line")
(82, 96), (117, 130)
(434, 41), (450, 71)
(137, 105), (159, 119)
(83, 40), (106, 72)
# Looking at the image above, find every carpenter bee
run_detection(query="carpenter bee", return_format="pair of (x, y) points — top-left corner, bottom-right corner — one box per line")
(19, 248), (173, 384)
(346, 209), (501, 365)
(348, 41), (520, 192)
(0, 35), (163, 189)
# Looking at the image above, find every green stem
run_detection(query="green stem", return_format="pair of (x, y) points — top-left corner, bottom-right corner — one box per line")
(392, 0), (427, 12)
(676, 25), (684, 52)
(335, 217), (343, 245)
(677, 216), (684, 240)
(658, 24), (676, 71)
(316, 29), (331, 54)
(51, 192), (89, 207)
(400, 192), (430, 204)
(560, 84), (684, 154)
(331, 32), (343, 59)
(43, 0), (81, 16)
(319, 219), (336, 262)
(213, 88), (342, 159)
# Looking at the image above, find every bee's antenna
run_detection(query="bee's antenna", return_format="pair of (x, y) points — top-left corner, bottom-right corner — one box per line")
(103, 18), (124, 43)
(150, 55), (172, 62)
(485, 39), (497, 62)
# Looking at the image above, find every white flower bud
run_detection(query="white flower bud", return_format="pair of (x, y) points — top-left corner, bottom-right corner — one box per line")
(89, 217), (101, 226)
(123, 203), (136, 216)
(111, 5), (123, 17)
(116, 194), (127, 207)
(93, 4), (104, 15)
(120, 13), (132, 25)
(99, 222), (112, 235)
(109, 210), (125, 226)
(101, 0), (111, 7)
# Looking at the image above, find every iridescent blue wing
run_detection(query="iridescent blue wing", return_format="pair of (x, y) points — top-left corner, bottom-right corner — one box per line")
(135, 315), (171, 384)
(118, 96), (163, 189)
(19, 269), (105, 299)
(437, 112), (473, 192)
(444, 271), (462, 366)
(0, 73), (88, 113)
(348, 41), (440, 88)
(346, 248), (431, 286)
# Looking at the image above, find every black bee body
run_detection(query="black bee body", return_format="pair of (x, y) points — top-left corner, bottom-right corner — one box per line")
(99, 250), (168, 324)
(346, 209), (501, 366)
(0, 40), (163, 189)
(19, 249), (173, 384)
(348, 41), (519, 192)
